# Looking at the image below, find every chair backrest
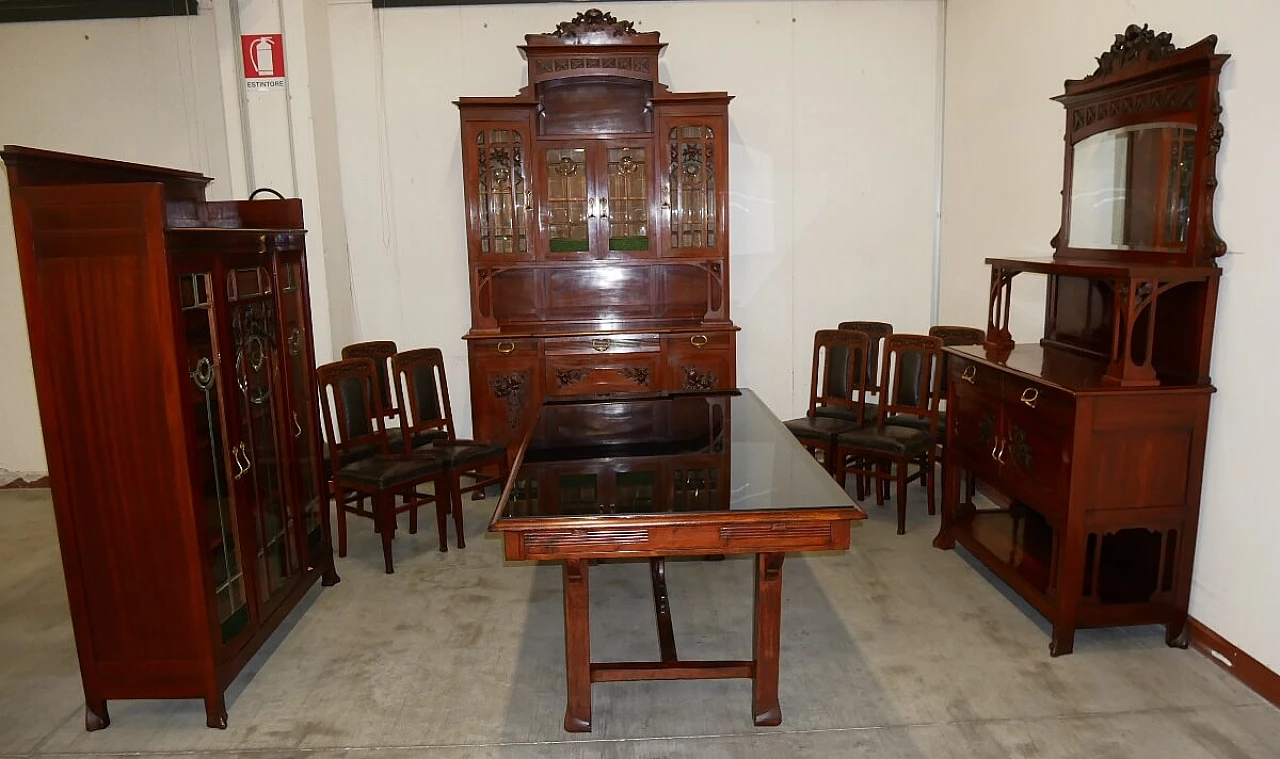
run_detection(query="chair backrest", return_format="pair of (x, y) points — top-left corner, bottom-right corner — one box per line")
(391, 348), (457, 443)
(316, 358), (393, 466)
(340, 340), (399, 417)
(877, 334), (944, 433)
(837, 321), (893, 391)
(927, 325), (984, 396)
(808, 329), (870, 423)
(928, 325), (985, 346)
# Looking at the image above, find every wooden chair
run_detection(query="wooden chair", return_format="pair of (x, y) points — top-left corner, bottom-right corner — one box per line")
(783, 329), (871, 474)
(392, 348), (510, 546)
(824, 321), (892, 423)
(317, 357), (452, 573)
(834, 334), (943, 535)
(340, 340), (400, 421)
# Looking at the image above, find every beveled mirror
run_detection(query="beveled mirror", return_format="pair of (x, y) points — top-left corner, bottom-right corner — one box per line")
(1051, 24), (1229, 266)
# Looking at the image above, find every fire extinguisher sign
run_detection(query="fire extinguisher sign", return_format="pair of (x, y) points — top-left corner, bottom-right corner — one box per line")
(242, 34), (285, 90)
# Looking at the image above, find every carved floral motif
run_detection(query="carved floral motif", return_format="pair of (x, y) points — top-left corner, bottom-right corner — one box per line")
(488, 372), (528, 429)
(551, 9), (637, 39)
(556, 368), (589, 388)
(1091, 24), (1176, 77)
(618, 367), (650, 386)
(680, 366), (717, 392)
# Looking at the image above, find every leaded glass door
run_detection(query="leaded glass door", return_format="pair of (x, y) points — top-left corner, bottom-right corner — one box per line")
(177, 270), (250, 644)
(467, 124), (535, 260)
(544, 144), (592, 257)
(601, 142), (652, 257)
(226, 265), (299, 619)
(660, 116), (727, 258)
(276, 258), (326, 563)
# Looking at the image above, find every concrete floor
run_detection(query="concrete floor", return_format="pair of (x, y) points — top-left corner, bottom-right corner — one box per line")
(1, 486), (1278, 759)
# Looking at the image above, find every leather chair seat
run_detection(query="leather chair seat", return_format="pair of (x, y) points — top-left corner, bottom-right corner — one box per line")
(335, 452), (448, 490)
(415, 439), (508, 468)
(783, 415), (864, 445)
(836, 424), (935, 458)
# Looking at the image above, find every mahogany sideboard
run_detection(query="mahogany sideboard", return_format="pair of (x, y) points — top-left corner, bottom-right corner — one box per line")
(3, 146), (338, 728)
(933, 27), (1229, 655)
(456, 9), (737, 448)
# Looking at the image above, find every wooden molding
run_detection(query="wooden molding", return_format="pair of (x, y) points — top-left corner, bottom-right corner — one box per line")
(1187, 616), (1280, 708)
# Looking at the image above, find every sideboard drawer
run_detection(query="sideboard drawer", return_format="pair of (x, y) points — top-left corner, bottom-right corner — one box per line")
(948, 355), (1001, 396)
(544, 353), (660, 397)
(470, 337), (540, 357)
(1001, 378), (1074, 431)
(543, 334), (660, 356)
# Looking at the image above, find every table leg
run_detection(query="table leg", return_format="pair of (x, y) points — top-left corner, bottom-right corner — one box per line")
(650, 557), (678, 662)
(752, 552), (785, 726)
(563, 559), (592, 732)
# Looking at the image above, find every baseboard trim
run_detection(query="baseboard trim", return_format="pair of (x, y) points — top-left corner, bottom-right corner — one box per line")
(0, 475), (49, 489)
(1188, 616), (1280, 708)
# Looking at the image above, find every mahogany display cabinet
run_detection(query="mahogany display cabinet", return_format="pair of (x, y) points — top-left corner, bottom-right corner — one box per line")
(3, 146), (339, 729)
(456, 9), (738, 448)
(932, 26), (1229, 655)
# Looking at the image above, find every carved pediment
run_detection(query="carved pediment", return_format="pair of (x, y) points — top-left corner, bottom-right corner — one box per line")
(551, 9), (637, 41)
(1091, 24), (1176, 78)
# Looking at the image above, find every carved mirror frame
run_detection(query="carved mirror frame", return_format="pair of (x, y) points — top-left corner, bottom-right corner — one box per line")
(1051, 25), (1230, 267)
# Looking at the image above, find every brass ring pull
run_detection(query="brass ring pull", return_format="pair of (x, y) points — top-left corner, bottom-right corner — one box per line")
(587, 197), (596, 219)
(239, 442), (253, 475)
(258, 234), (268, 254)
(690, 334), (709, 348)
(991, 443), (1000, 462)
(1020, 387), (1039, 408)
(961, 365), (976, 384)
(996, 443), (1006, 465)
(591, 338), (611, 352)
(599, 198), (609, 219)
(496, 341), (515, 354)
(293, 412), (303, 438)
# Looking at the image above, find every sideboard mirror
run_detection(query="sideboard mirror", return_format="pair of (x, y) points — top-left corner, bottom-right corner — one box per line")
(1052, 24), (1229, 266)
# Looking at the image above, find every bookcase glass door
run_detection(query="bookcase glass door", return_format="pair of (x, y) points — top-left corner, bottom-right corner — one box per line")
(178, 271), (249, 643)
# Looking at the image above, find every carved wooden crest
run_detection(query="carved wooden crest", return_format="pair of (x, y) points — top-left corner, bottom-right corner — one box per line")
(552, 9), (637, 40)
(1091, 24), (1176, 77)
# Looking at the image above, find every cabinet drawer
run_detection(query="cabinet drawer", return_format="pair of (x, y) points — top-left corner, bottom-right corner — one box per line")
(663, 332), (735, 352)
(1001, 379), (1074, 431)
(543, 334), (660, 356)
(948, 355), (1000, 396)
(544, 354), (660, 397)
(470, 338), (540, 357)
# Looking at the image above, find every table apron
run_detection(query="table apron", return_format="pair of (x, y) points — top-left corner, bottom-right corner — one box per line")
(501, 519), (852, 561)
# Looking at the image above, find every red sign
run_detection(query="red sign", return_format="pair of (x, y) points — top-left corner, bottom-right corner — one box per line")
(241, 34), (285, 79)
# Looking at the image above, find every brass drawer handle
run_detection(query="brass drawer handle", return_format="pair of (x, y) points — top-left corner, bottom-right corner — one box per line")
(497, 341), (515, 354)
(591, 338), (611, 352)
(961, 365), (976, 384)
(690, 334), (709, 349)
(1020, 387), (1039, 408)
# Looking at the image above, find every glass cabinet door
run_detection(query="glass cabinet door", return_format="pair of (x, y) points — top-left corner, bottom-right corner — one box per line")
(472, 126), (533, 259)
(276, 260), (325, 560)
(544, 146), (591, 256)
(604, 145), (651, 256)
(178, 272), (250, 643)
(227, 265), (298, 617)
(662, 119), (725, 257)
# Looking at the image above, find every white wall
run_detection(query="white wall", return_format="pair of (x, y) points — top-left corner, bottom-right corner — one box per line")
(0, 14), (232, 475)
(939, 0), (1280, 673)
(326, 0), (943, 433)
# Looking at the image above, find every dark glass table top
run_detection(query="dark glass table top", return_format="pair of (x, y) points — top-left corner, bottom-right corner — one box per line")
(493, 389), (859, 522)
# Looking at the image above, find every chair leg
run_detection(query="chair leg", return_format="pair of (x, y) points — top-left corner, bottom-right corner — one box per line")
(450, 477), (466, 549)
(375, 493), (395, 574)
(435, 497), (449, 553)
(336, 489), (348, 558)
(896, 459), (908, 535)
(926, 451), (937, 516)
(408, 491), (418, 535)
